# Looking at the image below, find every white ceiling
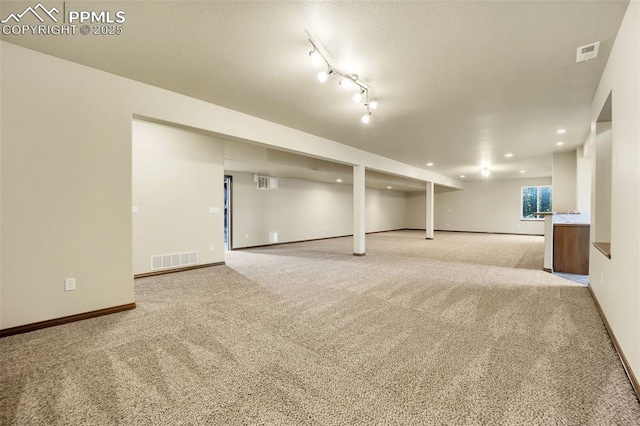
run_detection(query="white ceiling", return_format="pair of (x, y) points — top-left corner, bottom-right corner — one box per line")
(1, 0), (629, 184)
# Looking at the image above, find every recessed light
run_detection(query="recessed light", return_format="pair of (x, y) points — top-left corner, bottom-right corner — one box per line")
(426, 162), (434, 166)
(556, 141), (564, 146)
(505, 153), (514, 158)
(520, 170), (525, 173)
(460, 175), (465, 178)
(336, 179), (342, 183)
(387, 186), (392, 189)
(557, 129), (566, 134)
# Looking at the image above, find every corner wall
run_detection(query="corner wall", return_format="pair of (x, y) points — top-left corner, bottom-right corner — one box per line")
(588, 1), (640, 384)
(229, 172), (406, 248)
(132, 120), (225, 275)
(406, 178), (550, 235)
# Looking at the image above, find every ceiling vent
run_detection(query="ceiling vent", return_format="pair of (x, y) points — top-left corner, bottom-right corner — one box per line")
(576, 41), (600, 63)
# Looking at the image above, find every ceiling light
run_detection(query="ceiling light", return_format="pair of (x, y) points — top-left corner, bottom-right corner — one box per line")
(340, 77), (355, 91)
(557, 129), (566, 134)
(505, 153), (514, 158)
(309, 49), (324, 67)
(317, 69), (333, 83)
(387, 186), (392, 189)
(308, 38), (377, 125)
(520, 170), (525, 173)
(481, 168), (490, 177)
(460, 175), (465, 178)
(556, 141), (564, 146)
(353, 89), (365, 103)
(426, 162), (434, 166)
(336, 179), (342, 183)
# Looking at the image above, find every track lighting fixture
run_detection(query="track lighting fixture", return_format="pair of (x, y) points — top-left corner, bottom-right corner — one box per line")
(307, 37), (378, 124)
(481, 168), (491, 177)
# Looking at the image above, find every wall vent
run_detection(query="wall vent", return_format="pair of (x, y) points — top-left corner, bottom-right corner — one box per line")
(150, 251), (198, 270)
(254, 174), (278, 190)
(576, 41), (600, 63)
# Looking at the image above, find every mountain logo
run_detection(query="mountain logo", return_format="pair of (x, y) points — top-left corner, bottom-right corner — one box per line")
(1, 3), (59, 24)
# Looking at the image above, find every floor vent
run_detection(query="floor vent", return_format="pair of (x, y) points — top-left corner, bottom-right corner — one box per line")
(151, 251), (198, 270)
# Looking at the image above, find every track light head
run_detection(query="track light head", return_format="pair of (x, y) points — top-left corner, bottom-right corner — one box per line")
(367, 101), (378, 110)
(339, 77), (355, 91)
(481, 168), (490, 177)
(317, 69), (333, 83)
(309, 49), (324, 67)
(353, 89), (365, 103)
(361, 112), (371, 124)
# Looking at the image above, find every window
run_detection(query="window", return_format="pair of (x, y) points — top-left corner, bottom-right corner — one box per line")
(521, 186), (552, 220)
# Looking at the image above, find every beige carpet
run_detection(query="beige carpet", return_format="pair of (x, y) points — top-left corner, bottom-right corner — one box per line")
(1, 231), (639, 425)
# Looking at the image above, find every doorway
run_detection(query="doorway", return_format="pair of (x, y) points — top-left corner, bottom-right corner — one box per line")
(224, 175), (232, 250)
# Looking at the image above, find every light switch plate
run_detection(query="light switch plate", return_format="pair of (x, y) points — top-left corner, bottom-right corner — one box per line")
(132, 206), (139, 215)
(209, 207), (221, 214)
(65, 278), (76, 292)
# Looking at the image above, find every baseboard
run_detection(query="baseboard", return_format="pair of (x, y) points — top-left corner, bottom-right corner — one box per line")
(587, 285), (640, 402)
(234, 229), (407, 250)
(0, 303), (136, 338)
(433, 229), (543, 237)
(134, 261), (225, 279)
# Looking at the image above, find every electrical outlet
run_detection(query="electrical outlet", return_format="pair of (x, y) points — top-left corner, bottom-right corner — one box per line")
(64, 278), (76, 292)
(209, 244), (215, 251)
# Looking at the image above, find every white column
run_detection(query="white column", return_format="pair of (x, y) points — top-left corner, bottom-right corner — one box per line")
(426, 181), (434, 239)
(353, 165), (366, 256)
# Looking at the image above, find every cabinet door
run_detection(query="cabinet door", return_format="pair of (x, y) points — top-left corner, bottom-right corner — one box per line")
(553, 224), (590, 274)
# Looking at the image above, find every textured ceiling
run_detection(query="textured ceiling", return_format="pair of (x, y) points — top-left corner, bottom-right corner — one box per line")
(0, 0), (629, 182)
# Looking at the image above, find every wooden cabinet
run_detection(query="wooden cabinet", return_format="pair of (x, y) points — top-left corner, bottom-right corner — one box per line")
(553, 224), (590, 275)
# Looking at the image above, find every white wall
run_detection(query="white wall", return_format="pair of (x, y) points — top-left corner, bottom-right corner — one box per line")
(593, 122), (612, 243)
(132, 120), (225, 275)
(228, 172), (406, 248)
(576, 145), (592, 215)
(425, 178), (551, 235)
(552, 150), (577, 212)
(588, 1), (640, 382)
(405, 191), (428, 229)
(0, 42), (456, 329)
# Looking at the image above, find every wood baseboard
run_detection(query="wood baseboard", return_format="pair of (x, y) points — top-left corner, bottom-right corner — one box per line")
(587, 285), (640, 402)
(134, 261), (225, 279)
(353, 252), (366, 257)
(433, 229), (544, 237)
(0, 303), (136, 338)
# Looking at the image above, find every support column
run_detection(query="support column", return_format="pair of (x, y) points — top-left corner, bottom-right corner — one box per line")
(353, 165), (366, 256)
(426, 181), (434, 239)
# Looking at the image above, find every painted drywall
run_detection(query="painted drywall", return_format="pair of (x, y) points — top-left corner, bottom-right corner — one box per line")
(228, 172), (406, 248)
(132, 120), (225, 275)
(576, 145), (592, 215)
(408, 178), (551, 235)
(405, 191), (428, 229)
(588, 1), (640, 381)
(593, 122), (612, 243)
(552, 150), (577, 212)
(0, 42), (456, 329)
